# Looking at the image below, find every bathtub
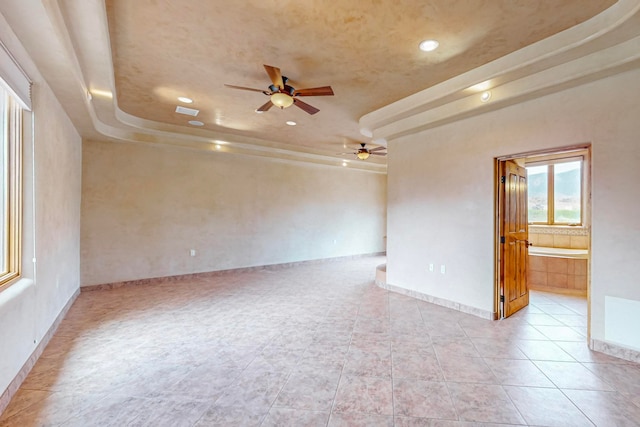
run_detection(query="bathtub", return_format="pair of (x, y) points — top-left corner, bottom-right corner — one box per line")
(528, 246), (588, 259)
(528, 246), (589, 295)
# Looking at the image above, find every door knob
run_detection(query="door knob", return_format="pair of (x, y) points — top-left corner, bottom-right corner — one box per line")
(515, 239), (533, 246)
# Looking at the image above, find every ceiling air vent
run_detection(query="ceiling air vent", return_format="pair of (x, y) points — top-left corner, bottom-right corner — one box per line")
(175, 105), (199, 116)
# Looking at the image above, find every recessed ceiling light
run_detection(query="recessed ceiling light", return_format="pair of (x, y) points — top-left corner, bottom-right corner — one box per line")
(188, 120), (204, 126)
(342, 161), (348, 167)
(90, 88), (113, 99)
(215, 144), (221, 150)
(178, 96), (193, 104)
(286, 121), (296, 126)
(480, 91), (492, 102)
(469, 81), (492, 92)
(419, 39), (439, 52)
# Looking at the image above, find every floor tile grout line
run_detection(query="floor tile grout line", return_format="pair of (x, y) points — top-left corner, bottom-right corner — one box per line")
(320, 307), (351, 427)
(425, 308), (461, 423)
(500, 383), (530, 425)
(557, 387), (599, 427)
(386, 289), (396, 423)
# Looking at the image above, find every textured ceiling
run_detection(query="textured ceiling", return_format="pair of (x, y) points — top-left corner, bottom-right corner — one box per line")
(105, 0), (614, 155)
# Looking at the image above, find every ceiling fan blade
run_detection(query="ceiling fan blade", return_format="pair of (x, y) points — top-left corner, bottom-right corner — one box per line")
(257, 100), (274, 112)
(224, 84), (266, 93)
(294, 86), (334, 97)
(293, 98), (320, 115)
(370, 152), (387, 156)
(264, 65), (284, 89)
(368, 146), (386, 152)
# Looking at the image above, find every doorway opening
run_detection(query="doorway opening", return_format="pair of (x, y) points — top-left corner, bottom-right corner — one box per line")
(495, 145), (591, 326)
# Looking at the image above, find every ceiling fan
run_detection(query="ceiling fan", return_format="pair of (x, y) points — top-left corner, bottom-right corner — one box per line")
(225, 65), (334, 115)
(341, 143), (387, 160)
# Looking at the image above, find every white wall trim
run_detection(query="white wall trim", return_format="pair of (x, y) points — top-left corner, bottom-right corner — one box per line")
(0, 39), (31, 110)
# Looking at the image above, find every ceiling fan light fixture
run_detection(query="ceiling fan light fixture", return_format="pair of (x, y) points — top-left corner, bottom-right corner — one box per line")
(271, 92), (294, 108)
(357, 151), (370, 160)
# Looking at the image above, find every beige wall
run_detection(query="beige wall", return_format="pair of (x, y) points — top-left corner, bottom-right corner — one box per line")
(0, 15), (82, 396)
(387, 69), (640, 348)
(81, 141), (387, 286)
(32, 84), (83, 331)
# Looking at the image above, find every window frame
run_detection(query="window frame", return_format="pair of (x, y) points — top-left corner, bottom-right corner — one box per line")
(526, 153), (586, 226)
(0, 88), (22, 287)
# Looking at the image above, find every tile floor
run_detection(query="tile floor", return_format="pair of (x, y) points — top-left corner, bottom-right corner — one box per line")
(2, 256), (640, 426)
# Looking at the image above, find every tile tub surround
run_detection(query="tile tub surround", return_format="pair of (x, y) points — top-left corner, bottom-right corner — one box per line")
(528, 226), (590, 295)
(528, 251), (588, 296)
(2, 257), (640, 426)
(528, 226), (589, 250)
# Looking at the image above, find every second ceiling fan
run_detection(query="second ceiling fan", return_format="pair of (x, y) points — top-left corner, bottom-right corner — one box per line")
(341, 143), (387, 160)
(225, 65), (334, 115)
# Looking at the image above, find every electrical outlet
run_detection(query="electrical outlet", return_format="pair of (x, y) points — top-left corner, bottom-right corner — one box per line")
(440, 264), (446, 274)
(429, 263), (434, 272)
(190, 249), (196, 257)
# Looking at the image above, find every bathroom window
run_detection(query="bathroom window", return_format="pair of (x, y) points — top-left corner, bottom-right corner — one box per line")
(526, 156), (584, 226)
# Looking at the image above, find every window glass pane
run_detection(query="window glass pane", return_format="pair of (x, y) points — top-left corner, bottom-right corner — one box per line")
(527, 165), (548, 223)
(0, 89), (6, 274)
(554, 160), (581, 224)
(0, 84), (23, 286)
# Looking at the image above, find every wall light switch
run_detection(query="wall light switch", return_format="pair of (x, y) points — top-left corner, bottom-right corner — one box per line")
(440, 265), (446, 274)
(190, 249), (196, 257)
(429, 263), (434, 272)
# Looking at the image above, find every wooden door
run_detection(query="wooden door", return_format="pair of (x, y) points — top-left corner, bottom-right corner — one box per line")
(501, 160), (529, 317)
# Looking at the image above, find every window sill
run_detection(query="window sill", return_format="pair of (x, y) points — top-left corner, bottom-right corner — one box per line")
(0, 277), (34, 306)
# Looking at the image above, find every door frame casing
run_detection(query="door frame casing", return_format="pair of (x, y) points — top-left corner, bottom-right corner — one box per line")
(494, 144), (592, 321)
(494, 157), (529, 319)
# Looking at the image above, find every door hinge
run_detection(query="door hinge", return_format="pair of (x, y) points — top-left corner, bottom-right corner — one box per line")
(500, 236), (505, 244)
(500, 295), (505, 302)
(500, 176), (506, 184)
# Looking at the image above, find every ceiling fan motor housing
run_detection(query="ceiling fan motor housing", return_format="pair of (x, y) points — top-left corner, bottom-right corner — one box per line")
(226, 65), (333, 115)
(269, 83), (295, 95)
